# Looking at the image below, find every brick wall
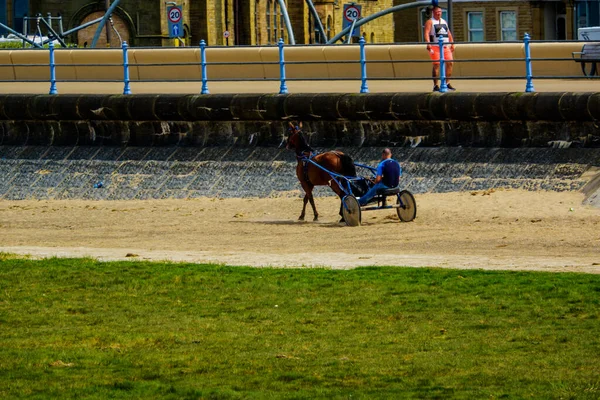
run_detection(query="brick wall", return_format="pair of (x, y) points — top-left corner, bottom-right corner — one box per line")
(288, 0), (307, 44)
(450, 2), (535, 42)
(189, 2), (207, 45)
(22, 0), (577, 47)
(395, 1), (572, 43)
(394, 0), (421, 43)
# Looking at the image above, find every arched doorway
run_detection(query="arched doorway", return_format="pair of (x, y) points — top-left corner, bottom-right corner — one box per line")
(77, 11), (130, 48)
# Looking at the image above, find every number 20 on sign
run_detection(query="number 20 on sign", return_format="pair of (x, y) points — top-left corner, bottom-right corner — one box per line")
(168, 7), (182, 23)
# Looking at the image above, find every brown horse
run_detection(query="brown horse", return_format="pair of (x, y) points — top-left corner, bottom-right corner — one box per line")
(286, 122), (356, 221)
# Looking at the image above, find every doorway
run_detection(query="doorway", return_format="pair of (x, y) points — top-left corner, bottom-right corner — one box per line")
(234, 0), (251, 45)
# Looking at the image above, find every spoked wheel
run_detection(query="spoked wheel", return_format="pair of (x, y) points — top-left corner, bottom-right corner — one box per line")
(342, 195), (361, 227)
(396, 190), (416, 222)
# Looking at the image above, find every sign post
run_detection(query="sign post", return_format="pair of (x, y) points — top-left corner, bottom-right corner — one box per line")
(167, 4), (183, 40)
(342, 3), (362, 39)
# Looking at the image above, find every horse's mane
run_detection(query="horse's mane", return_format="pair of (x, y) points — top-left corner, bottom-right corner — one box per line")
(294, 132), (313, 156)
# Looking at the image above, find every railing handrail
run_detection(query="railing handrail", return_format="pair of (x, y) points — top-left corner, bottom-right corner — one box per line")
(0, 38), (592, 51)
(0, 35), (595, 95)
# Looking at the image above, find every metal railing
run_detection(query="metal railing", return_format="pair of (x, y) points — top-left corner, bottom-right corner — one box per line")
(2, 33), (598, 95)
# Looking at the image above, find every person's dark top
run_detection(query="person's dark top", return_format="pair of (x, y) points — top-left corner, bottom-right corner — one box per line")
(377, 159), (401, 187)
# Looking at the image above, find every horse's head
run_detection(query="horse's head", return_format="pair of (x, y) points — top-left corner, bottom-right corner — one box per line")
(286, 121), (303, 151)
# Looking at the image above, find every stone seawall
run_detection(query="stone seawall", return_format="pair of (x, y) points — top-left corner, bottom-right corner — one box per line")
(0, 93), (598, 201)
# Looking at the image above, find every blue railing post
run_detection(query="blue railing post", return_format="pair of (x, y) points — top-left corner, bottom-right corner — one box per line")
(122, 41), (131, 95)
(359, 36), (369, 93)
(48, 41), (58, 95)
(200, 39), (210, 94)
(278, 38), (288, 95)
(438, 35), (447, 93)
(524, 33), (535, 93)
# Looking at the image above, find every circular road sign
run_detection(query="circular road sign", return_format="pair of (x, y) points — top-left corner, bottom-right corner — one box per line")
(344, 5), (361, 22)
(168, 7), (182, 24)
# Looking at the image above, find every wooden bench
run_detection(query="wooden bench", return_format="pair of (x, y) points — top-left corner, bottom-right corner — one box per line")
(572, 42), (600, 76)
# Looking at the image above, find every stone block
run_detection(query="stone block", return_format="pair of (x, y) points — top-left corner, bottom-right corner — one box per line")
(390, 93), (428, 120)
(474, 93), (508, 120)
(230, 94), (263, 120)
(310, 93), (344, 120)
(283, 94), (314, 121)
(128, 95), (160, 121)
(257, 94), (286, 121)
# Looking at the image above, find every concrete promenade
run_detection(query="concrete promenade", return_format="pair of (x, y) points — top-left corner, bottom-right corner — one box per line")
(0, 79), (597, 95)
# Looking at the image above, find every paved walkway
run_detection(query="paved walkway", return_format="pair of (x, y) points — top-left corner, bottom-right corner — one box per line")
(0, 79), (597, 95)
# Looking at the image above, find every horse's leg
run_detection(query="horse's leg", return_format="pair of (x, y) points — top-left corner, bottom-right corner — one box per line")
(298, 178), (316, 221)
(301, 164), (319, 221)
(299, 194), (308, 221)
(308, 194), (319, 221)
(296, 163), (310, 221)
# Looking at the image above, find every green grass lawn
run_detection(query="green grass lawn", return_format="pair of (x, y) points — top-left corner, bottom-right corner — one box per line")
(1, 255), (599, 399)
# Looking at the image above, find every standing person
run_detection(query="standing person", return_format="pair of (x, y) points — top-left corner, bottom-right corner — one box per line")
(358, 148), (402, 206)
(424, 6), (456, 92)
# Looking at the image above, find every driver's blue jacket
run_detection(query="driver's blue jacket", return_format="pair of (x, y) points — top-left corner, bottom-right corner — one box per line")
(377, 159), (402, 188)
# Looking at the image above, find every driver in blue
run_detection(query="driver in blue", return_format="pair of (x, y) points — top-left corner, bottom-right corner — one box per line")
(358, 148), (402, 206)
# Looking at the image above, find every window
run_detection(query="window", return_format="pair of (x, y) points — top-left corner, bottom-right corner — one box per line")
(576, 1), (600, 33)
(420, 7), (448, 42)
(255, 0), (260, 44)
(265, 0), (285, 44)
(279, 3), (286, 41)
(266, 0), (271, 43)
(314, 18), (323, 44)
(273, 1), (278, 42)
(500, 11), (517, 41)
(467, 12), (484, 42)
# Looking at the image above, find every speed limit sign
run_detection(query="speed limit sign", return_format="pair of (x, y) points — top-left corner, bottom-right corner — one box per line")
(168, 6), (182, 23)
(344, 5), (361, 22)
(342, 4), (362, 37)
(167, 5), (183, 38)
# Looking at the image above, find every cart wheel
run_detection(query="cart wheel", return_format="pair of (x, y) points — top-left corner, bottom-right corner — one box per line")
(342, 195), (361, 227)
(396, 190), (416, 222)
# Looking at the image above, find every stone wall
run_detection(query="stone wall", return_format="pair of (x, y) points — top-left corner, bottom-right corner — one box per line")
(0, 93), (598, 148)
(0, 92), (598, 201)
(0, 146), (596, 200)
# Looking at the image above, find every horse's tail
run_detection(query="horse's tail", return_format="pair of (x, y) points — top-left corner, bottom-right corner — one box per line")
(339, 153), (357, 177)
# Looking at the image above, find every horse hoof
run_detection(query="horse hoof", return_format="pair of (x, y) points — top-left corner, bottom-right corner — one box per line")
(339, 218), (345, 223)
(298, 216), (305, 221)
(313, 216), (319, 221)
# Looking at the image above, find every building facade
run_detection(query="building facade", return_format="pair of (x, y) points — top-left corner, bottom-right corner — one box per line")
(0, 0), (589, 47)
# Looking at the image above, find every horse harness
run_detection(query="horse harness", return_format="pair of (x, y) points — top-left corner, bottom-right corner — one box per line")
(298, 151), (344, 186)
